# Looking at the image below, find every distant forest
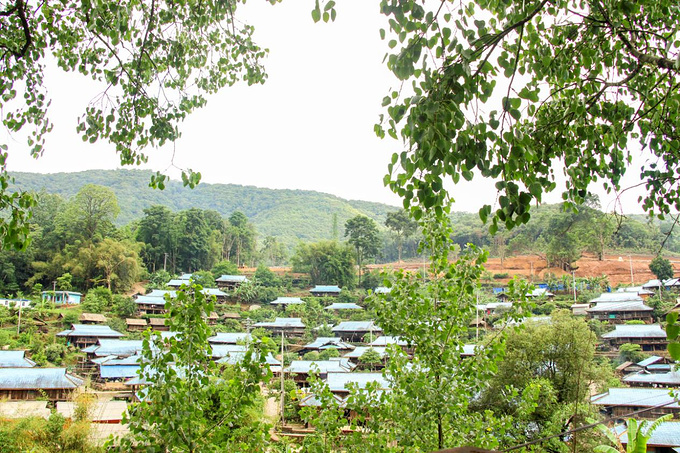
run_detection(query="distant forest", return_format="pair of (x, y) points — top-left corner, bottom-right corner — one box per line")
(1, 170), (677, 295)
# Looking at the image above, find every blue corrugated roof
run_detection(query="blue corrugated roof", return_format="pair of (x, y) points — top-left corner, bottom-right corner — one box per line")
(254, 317), (305, 328)
(100, 365), (141, 379)
(84, 340), (144, 357)
(0, 368), (83, 389)
(0, 351), (35, 368)
(591, 387), (679, 408)
(270, 297), (305, 305)
(325, 303), (363, 310)
(310, 285), (341, 293)
(215, 275), (247, 283)
(332, 321), (381, 332)
(208, 333), (252, 344)
(57, 324), (124, 338)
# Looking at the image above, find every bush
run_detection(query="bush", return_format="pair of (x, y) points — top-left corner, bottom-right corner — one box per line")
(619, 343), (647, 363)
(493, 273), (510, 279)
(112, 295), (137, 318)
(45, 343), (67, 365)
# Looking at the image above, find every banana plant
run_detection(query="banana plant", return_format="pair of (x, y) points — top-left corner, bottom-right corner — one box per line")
(594, 414), (673, 453)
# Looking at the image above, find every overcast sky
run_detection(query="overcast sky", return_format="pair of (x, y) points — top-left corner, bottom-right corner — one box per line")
(4, 1), (649, 214)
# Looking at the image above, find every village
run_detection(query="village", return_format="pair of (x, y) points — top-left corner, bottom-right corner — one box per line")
(0, 265), (679, 451)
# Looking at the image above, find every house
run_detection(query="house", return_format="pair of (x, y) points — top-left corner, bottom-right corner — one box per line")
(135, 295), (167, 315)
(0, 298), (31, 309)
(309, 285), (341, 297)
(211, 344), (247, 361)
(80, 339), (144, 373)
(300, 337), (355, 355)
(0, 350), (36, 368)
(636, 356), (675, 373)
(615, 286), (655, 299)
(126, 318), (148, 331)
(269, 297), (305, 308)
(166, 277), (192, 288)
(324, 302), (363, 311)
(148, 317), (169, 332)
(96, 355), (142, 381)
(614, 421), (680, 452)
(332, 321), (382, 342)
(253, 317), (306, 337)
(41, 291), (82, 305)
(586, 301), (653, 324)
(284, 358), (353, 385)
(208, 332), (252, 344)
(57, 324), (124, 349)
(325, 371), (390, 396)
(215, 275), (248, 291)
(201, 288), (229, 301)
(623, 371), (680, 388)
(0, 368), (84, 400)
(601, 324), (668, 352)
(591, 387), (680, 419)
(79, 313), (107, 324)
(527, 288), (555, 299)
(146, 289), (177, 298)
(343, 347), (388, 368)
(477, 302), (513, 315)
(570, 303), (590, 316)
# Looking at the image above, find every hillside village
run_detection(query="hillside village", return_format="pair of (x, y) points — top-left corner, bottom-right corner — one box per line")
(0, 264), (679, 451)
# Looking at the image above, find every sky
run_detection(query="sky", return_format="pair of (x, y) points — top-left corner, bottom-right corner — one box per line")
(3, 1), (649, 214)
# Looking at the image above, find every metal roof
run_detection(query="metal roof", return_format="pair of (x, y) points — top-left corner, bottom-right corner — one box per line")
(56, 324), (124, 338)
(310, 285), (341, 293)
(587, 302), (652, 312)
(215, 275), (247, 283)
(167, 279), (192, 287)
(285, 360), (353, 374)
(370, 336), (408, 347)
(332, 321), (381, 332)
(211, 344), (247, 359)
(216, 352), (247, 365)
(527, 288), (554, 297)
(601, 324), (667, 339)
(146, 290), (176, 298)
(616, 286), (655, 296)
(637, 355), (665, 367)
(99, 365), (141, 379)
(0, 351), (36, 368)
(0, 401), (50, 418)
(590, 387), (679, 408)
(303, 337), (355, 350)
(623, 372), (680, 386)
(590, 292), (644, 303)
(201, 288), (228, 297)
(617, 421), (680, 447)
(0, 368), (84, 389)
(135, 295), (167, 305)
(324, 303), (363, 310)
(208, 332), (252, 344)
(269, 297), (305, 305)
(343, 347), (388, 359)
(254, 317), (305, 328)
(83, 339), (144, 357)
(325, 372), (390, 393)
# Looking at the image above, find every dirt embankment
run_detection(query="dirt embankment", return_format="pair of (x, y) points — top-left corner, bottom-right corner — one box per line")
(369, 253), (680, 287)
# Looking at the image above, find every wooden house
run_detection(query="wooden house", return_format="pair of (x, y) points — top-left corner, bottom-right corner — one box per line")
(41, 291), (82, 305)
(309, 285), (341, 297)
(208, 332), (252, 344)
(324, 302), (363, 312)
(215, 275), (248, 291)
(126, 318), (148, 331)
(79, 313), (107, 324)
(0, 368), (84, 401)
(148, 317), (169, 332)
(586, 301), (653, 324)
(591, 387), (680, 419)
(615, 421), (680, 452)
(601, 324), (668, 352)
(135, 295), (167, 316)
(284, 359), (353, 386)
(254, 317), (306, 337)
(300, 337), (355, 355)
(332, 321), (382, 342)
(325, 371), (389, 397)
(57, 324), (124, 349)
(623, 371), (680, 388)
(269, 297), (305, 308)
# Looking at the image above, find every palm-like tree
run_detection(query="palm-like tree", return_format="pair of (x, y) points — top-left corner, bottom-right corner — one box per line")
(594, 414), (673, 453)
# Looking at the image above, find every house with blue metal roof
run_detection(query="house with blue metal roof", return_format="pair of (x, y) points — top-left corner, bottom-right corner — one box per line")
(623, 371), (680, 388)
(310, 285), (341, 297)
(208, 332), (252, 344)
(135, 295), (167, 315)
(269, 297), (305, 307)
(215, 275), (248, 291)
(614, 421), (680, 452)
(591, 387), (680, 419)
(332, 321), (382, 342)
(601, 324), (667, 352)
(0, 350), (36, 368)
(587, 300), (654, 324)
(0, 367), (84, 401)
(300, 337), (355, 355)
(324, 302), (363, 311)
(57, 324), (125, 349)
(254, 318), (306, 337)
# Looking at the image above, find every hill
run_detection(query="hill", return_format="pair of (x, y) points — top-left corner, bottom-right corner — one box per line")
(10, 169), (398, 248)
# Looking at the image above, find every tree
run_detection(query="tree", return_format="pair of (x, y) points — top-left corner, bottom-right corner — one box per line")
(1, 0), (268, 250)
(93, 238), (142, 292)
(595, 414), (674, 453)
(65, 185), (120, 243)
(377, 0), (680, 233)
(116, 284), (271, 452)
(291, 240), (355, 288)
(384, 209), (418, 262)
(344, 216), (381, 286)
(649, 256), (674, 281)
(136, 205), (177, 273)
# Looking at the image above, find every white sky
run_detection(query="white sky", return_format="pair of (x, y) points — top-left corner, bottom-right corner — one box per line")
(3, 1), (649, 214)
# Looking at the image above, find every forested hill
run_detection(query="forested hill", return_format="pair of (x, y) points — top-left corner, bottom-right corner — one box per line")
(11, 169), (398, 246)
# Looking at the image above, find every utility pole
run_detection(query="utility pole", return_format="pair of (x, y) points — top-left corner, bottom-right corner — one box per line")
(572, 271), (577, 304)
(280, 330), (285, 426)
(16, 301), (22, 335)
(629, 255), (634, 285)
(164, 253), (168, 272)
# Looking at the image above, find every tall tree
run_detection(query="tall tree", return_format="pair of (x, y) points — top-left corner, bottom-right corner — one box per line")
(344, 215), (381, 286)
(291, 240), (355, 288)
(384, 209), (418, 262)
(65, 184), (120, 243)
(136, 205), (177, 273)
(649, 256), (674, 281)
